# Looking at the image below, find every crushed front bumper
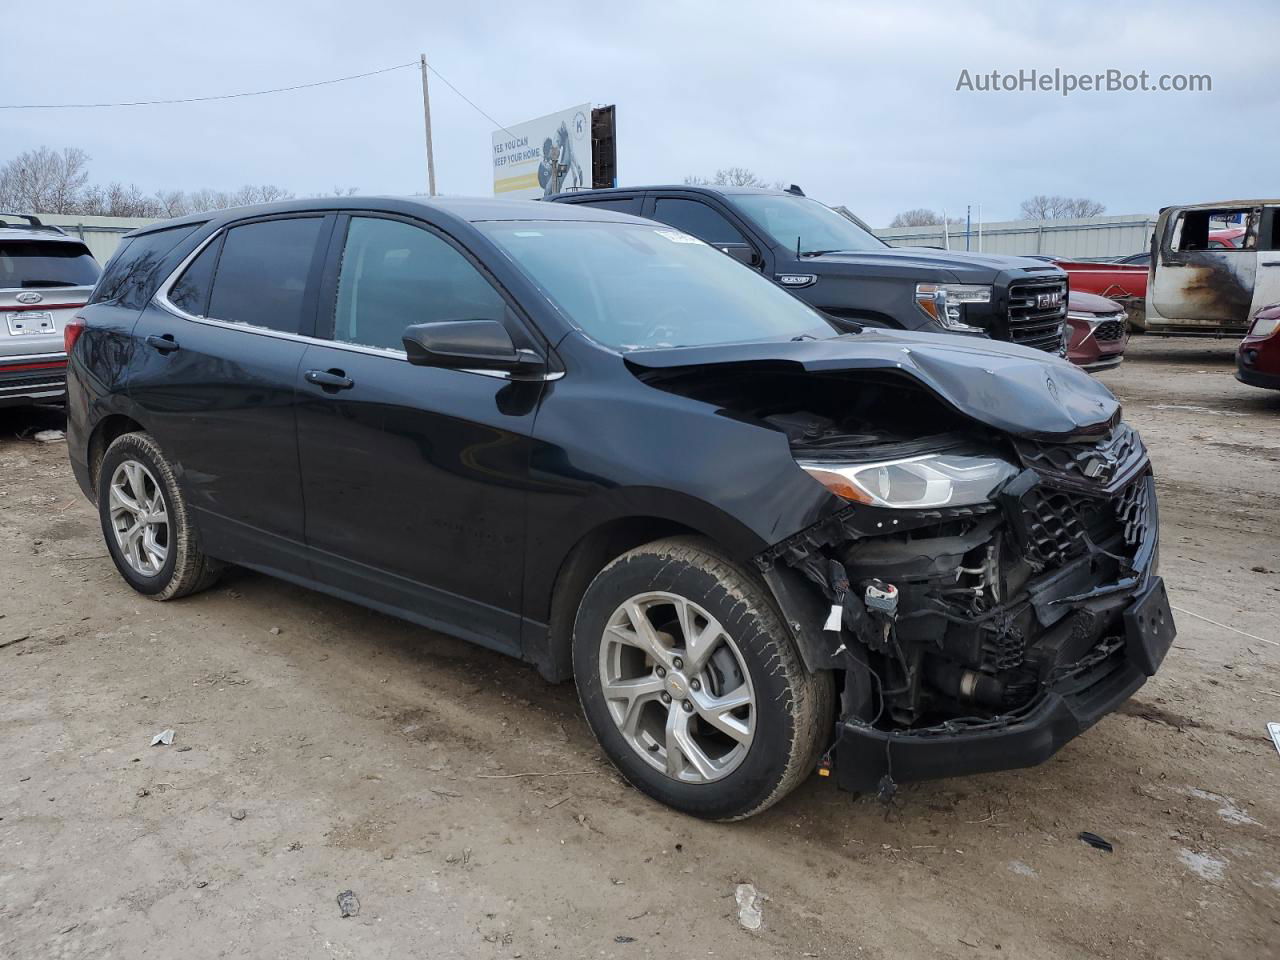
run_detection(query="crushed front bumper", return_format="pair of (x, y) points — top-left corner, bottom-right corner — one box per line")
(832, 575), (1174, 792)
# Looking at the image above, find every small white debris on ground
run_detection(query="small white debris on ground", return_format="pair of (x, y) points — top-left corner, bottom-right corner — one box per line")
(735, 883), (763, 930)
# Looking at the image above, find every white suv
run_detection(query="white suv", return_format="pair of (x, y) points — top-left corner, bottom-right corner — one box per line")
(0, 215), (101, 406)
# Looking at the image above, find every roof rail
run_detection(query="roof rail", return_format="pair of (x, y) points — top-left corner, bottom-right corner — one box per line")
(0, 214), (67, 235)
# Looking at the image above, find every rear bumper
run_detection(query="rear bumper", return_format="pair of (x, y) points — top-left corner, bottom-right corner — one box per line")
(833, 576), (1175, 793)
(0, 355), (66, 406)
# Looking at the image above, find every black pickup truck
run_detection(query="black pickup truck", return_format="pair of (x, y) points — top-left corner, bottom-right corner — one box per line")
(547, 185), (1068, 353)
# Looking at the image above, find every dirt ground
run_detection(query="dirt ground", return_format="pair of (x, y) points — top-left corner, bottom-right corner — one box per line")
(2, 336), (1278, 960)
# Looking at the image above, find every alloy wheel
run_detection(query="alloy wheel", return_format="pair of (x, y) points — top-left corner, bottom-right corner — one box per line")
(108, 460), (170, 577)
(599, 591), (755, 784)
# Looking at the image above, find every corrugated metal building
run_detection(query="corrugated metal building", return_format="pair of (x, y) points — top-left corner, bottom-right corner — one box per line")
(36, 213), (159, 263)
(874, 214), (1156, 260)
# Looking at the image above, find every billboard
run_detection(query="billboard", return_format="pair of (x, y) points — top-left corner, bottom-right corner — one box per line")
(492, 104), (592, 200)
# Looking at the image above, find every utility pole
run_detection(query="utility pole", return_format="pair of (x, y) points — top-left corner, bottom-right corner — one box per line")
(420, 54), (436, 197)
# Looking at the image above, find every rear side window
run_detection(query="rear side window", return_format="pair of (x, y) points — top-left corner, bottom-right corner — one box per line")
(651, 198), (748, 245)
(207, 218), (323, 334)
(332, 216), (505, 352)
(90, 224), (201, 308)
(572, 196), (641, 215)
(0, 240), (100, 290)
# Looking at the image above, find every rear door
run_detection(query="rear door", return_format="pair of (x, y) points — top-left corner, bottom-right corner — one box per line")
(130, 214), (332, 575)
(1249, 206), (1280, 322)
(1150, 204), (1259, 329)
(294, 213), (546, 654)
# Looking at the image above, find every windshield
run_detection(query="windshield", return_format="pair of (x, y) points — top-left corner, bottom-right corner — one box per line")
(0, 240), (100, 289)
(479, 221), (835, 349)
(731, 194), (885, 256)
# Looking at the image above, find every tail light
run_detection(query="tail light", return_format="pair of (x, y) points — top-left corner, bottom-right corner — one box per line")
(64, 316), (86, 355)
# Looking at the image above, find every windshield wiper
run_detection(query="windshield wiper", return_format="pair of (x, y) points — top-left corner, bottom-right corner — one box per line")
(798, 249), (850, 258)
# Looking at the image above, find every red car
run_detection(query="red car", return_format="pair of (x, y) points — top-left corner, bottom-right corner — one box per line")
(1053, 258), (1147, 329)
(1065, 290), (1128, 371)
(1237, 304), (1280, 390)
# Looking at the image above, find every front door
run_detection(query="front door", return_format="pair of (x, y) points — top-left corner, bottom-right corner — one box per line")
(295, 214), (546, 654)
(1150, 204), (1259, 330)
(130, 214), (331, 574)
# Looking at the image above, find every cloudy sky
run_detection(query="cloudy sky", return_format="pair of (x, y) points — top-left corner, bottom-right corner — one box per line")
(3, 0), (1274, 225)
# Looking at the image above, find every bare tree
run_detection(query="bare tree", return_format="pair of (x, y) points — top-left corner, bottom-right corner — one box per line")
(0, 146), (92, 214)
(684, 167), (776, 188)
(330, 186), (359, 197)
(76, 182), (163, 218)
(888, 208), (960, 228)
(1019, 195), (1106, 220)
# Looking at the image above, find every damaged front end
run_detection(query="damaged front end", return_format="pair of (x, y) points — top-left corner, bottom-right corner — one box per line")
(627, 333), (1176, 794)
(751, 386), (1175, 795)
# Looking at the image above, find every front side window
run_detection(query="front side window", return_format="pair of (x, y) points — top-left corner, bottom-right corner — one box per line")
(207, 218), (323, 334)
(332, 217), (505, 352)
(731, 194), (886, 255)
(652, 198), (747, 245)
(480, 220), (834, 350)
(1173, 207), (1257, 252)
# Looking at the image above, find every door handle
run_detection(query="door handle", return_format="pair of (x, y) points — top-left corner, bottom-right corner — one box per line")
(145, 334), (180, 354)
(1260, 261), (1280, 267)
(304, 368), (354, 390)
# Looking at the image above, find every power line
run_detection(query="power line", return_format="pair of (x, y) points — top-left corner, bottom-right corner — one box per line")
(423, 62), (515, 138)
(0, 61), (419, 110)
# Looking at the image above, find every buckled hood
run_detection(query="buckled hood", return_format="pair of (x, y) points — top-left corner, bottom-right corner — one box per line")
(624, 329), (1119, 440)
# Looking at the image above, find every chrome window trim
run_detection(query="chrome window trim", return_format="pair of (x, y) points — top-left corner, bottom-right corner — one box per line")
(152, 228), (562, 381)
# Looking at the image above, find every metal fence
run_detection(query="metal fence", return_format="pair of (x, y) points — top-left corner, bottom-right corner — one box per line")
(874, 214), (1157, 261)
(32, 210), (1160, 266)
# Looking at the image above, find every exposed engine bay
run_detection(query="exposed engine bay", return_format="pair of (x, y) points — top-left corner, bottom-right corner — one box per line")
(641, 363), (1172, 794)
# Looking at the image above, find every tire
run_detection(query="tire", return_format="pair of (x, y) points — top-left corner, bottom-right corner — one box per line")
(97, 431), (220, 600)
(572, 536), (833, 820)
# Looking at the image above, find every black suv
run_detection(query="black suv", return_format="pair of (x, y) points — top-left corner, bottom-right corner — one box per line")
(548, 186), (1069, 352)
(66, 197), (1172, 820)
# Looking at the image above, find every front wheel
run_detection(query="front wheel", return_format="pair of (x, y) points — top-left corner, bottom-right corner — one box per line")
(572, 537), (833, 820)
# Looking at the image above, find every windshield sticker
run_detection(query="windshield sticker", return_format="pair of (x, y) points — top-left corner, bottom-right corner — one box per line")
(654, 229), (702, 244)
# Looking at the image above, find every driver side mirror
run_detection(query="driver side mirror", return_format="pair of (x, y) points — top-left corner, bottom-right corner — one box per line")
(402, 320), (543, 374)
(719, 243), (763, 270)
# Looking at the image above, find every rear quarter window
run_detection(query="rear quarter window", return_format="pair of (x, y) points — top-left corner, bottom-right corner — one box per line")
(0, 240), (100, 290)
(90, 224), (203, 309)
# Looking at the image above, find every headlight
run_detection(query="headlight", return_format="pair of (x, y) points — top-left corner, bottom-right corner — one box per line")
(915, 283), (991, 332)
(1248, 313), (1280, 338)
(799, 453), (1019, 508)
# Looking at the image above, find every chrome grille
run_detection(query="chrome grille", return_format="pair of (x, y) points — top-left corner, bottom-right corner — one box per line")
(1007, 278), (1067, 353)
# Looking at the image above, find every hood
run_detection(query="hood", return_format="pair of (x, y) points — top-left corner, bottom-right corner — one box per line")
(1068, 289), (1126, 315)
(624, 329), (1119, 440)
(804, 246), (1066, 284)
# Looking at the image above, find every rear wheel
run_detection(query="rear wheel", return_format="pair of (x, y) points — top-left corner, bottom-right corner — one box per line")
(573, 537), (833, 820)
(97, 432), (219, 600)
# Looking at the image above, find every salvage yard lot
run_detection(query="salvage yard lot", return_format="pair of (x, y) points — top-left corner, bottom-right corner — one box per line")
(1, 336), (1277, 959)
